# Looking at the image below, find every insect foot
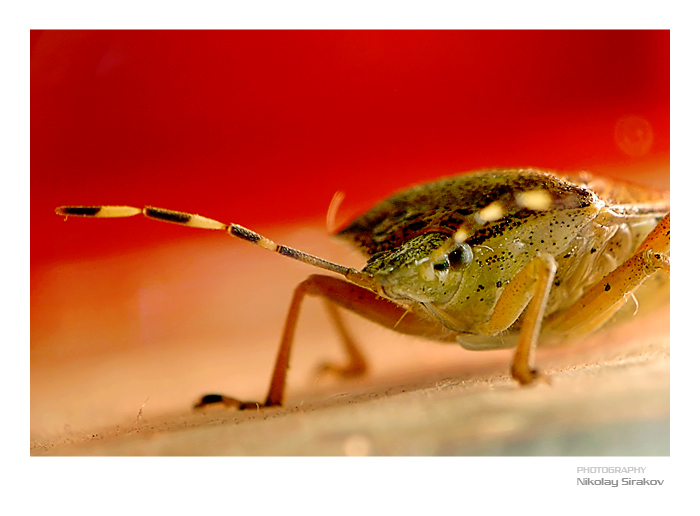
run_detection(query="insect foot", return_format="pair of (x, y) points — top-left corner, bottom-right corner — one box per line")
(316, 361), (367, 379)
(510, 366), (551, 386)
(194, 394), (264, 411)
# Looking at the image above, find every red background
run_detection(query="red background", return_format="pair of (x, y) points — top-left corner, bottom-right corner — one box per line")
(32, 30), (669, 268)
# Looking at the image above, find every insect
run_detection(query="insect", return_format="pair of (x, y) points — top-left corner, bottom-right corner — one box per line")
(56, 168), (670, 410)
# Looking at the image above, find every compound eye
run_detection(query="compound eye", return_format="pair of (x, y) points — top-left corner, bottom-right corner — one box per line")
(432, 243), (473, 273)
(447, 243), (473, 270)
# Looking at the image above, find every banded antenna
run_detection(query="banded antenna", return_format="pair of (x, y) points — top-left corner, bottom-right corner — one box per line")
(55, 205), (363, 280)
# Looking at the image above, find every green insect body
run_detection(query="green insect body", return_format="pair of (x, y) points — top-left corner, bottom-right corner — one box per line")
(338, 169), (667, 349)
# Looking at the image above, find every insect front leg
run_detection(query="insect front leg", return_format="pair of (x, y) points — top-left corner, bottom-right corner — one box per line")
(546, 213), (670, 335)
(195, 274), (439, 410)
(461, 254), (557, 385)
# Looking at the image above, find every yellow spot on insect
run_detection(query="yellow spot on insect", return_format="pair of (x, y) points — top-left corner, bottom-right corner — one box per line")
(515, 189), (552, 211)
(453, 226), (468, 244)
(476, 202), (504, 224)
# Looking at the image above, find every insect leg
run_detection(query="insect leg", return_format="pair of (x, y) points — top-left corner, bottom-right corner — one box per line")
(464, 254), (557, 384)
(509, 254), (557, 384)
(196, 274), (442, 409)
(316, 299), (368, 379)
(546, 213), (670, 335)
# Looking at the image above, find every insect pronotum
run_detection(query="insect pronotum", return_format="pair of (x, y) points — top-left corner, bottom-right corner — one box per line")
(56, 168), (670, 410)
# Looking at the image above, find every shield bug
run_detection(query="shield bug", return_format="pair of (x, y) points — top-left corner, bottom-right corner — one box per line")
(55, 168), (670, 409)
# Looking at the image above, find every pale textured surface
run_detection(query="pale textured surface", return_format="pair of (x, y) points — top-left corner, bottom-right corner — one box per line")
(32, 309), (669, 456)
(31, 228), (669, 456)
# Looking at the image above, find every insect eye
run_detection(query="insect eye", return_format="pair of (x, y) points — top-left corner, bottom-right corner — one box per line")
(432, 243), (472, 273)
(448, 243), (473, 269)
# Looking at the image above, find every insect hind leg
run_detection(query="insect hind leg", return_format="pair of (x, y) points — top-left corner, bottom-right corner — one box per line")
(315, 299), (368, 379)
(546, 213), (670, 335)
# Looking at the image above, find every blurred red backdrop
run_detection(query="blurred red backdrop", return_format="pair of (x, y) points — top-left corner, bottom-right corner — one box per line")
(32, 30), (669, 268)
(30, 31), (670, 433)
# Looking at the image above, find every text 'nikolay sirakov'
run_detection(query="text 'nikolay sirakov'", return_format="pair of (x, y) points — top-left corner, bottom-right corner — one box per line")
(577, 478), (664, 487)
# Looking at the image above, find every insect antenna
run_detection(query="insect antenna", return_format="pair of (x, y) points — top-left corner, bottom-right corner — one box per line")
(55, 205), (360, 278)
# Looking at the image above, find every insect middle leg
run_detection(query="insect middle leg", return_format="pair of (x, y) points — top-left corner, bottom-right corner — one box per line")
(316, 299), (368, 379)
(195, 274), (437, 410)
